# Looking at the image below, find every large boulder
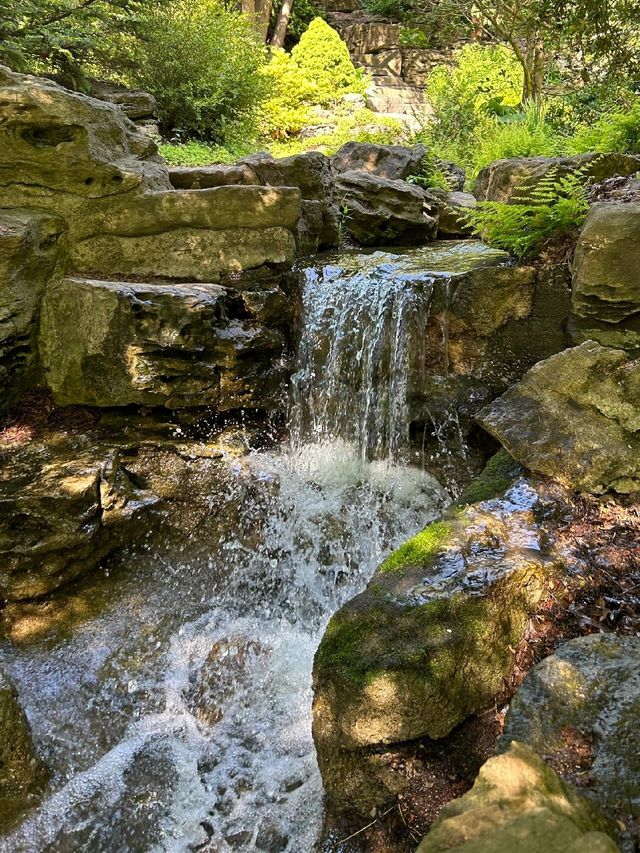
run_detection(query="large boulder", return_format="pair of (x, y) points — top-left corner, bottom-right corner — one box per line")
(425, 189), (476, 237)
(500, 633), (640, 848)
(0, 436), (157, 601)
(88, 80), (157, 121)
(475, 153), (640, 203)
(168, 163), (259, 189)
(335, 170), (437, 244)
(39, 276), (292, 409)
(417, 742), (619, 853)
(571, 202), (640, 350)
(0, 209), (65, 408)
(331, 141), (427, 180)
(478, 342), (640, 494)
(0, 668), (47, 829)
(312, 464), (561, 815)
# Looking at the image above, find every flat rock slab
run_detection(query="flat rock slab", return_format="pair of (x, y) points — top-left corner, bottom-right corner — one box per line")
(500, 633), (640, 842)
(39, 277), (289, 409)
(478, 341), (640, 493)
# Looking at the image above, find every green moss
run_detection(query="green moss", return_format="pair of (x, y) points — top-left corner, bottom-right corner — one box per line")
(455, 449), (522, 507)
(379, 519), (454, 575)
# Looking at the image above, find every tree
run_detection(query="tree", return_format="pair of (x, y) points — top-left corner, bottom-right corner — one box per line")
(0, 0), (153, 88)
(269, 0), (294, 48)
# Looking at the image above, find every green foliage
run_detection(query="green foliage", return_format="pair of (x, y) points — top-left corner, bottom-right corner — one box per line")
(157, 141), (241, 166)
(474, 102), (561, 167)
(568, 99), (640, 156)
(407, 153), (451, 190)
(0, 0), (149, 88)
(132, 0), (267, 142)
(398, 27), (431, 48)
(259, 48), (316, 138)
(464, 166), (591, 259)
(290, 18), (366, 107)
(361, 0), (409, 17)
(280, 0), (324, 48)
(268, 108), (404, 157)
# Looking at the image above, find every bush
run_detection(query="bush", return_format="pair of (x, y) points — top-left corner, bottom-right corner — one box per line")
(568, 99), (640, 155)
(290, 18), (366, 106)
(269, 108), (404, 157)
(464, 165), (591, 259)
(259, 48), (316, 138)
(158, 141), (241, 166)
(133, 0), (267, 142)
(473, 102), (561, 169)
(421, 44), (523, 174)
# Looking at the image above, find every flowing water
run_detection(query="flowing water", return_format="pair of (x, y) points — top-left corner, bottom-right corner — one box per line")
(1, 241), (506, 853)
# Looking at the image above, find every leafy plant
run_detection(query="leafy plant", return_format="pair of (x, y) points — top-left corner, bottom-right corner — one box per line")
(407, 153), (451, 190)
(132, 0), (267, 142)
(268, 108), (404, 157)
(158, 141), (243, 166)
(473, 101), (561, 170)
(464, 165), (591, 259)
(568, 99), (640, 155)
(258, 48), (316, 138)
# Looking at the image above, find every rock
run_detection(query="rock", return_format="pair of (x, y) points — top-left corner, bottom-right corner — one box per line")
(500, 633), (640, 845)
(312, 468), (561, 815)
(426, 189), (476, 237)
(331, 141), (427, 180)
(0, 64), (169, 212)
(240, 151), (340, 249)
(0, 209), (65, 408)
(475, 153), (640, 203)
(351, 49), (402, 78)
(335, 170), (437, 244)
(39, 276), (293, 410)
(339, 22), (401, 54)
(89, 80), (157, 121)
(168, 164), (259, 189)
(477, 341), (640, 494)
(417, 742), (619, 853)
(571, 202), (640, 350)
(365, 83), (426, 116)
(0, 438), (157, 600)
(0, 668), (47, 829)
(437, 159), (466, 192)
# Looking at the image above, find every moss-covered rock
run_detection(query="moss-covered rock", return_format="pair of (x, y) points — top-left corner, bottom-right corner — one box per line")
(0, 668), (48, 829)
(478, 341), (640, 493)
(312, 466), (562, 815)
(417, 742), (619, 853)
(500, 633), (640, 848)
(571, 202), (640, 351)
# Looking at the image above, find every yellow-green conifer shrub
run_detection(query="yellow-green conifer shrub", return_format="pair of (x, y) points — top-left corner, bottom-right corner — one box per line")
(290, 18), (366, 106)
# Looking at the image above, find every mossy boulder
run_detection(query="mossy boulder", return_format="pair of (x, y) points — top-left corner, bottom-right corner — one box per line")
(478, 341), (640, 494)
(417, 741), (619, 853)
(312, 463), (562, 815)
(571, 202), (640, 351)
(500, 634), (640, 848)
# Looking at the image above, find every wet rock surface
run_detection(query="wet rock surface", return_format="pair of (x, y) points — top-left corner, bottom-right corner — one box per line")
(478, 341), (640, 494)
(571, 202), (640, 350)
(417, 741), (619, 853)
(500, 633), (640, 848)
(0, 667), (48, 829)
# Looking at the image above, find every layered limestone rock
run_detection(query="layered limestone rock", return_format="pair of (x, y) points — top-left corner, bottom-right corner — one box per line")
(336, 170), (438, 244)
(500, 633), (640, 848)
(312, 461), (563, 815)
(39, 277), (292, 409)
(417, 742), (619, 853)
(571, 203), (640, 350)
(0, 437), (157, 600)
(425, 189), (476, 237)
(478, 342), (640, 493)
(331, 140), (427, 180)
(475, 153), (640, 203)
(0, 668), (48, 829)
(0, 209), (65, 409)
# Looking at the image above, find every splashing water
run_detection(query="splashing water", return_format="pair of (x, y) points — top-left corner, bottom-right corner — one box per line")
(0, 242), (507, 852)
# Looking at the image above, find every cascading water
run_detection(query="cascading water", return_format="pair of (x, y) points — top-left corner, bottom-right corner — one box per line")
(0, 241), (506, 853)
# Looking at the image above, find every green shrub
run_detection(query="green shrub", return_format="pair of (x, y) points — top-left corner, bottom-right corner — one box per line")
(407, 153), (451, 189)
(568, 99), (640, 155)
(290, 18), (366, 106)
(399, 27), (431, 48)
(259, 48), (316, 138)
(133, 0), (267, 142)
(269, 108), (404, 157)
(473, 102), (561, 169)
(158, 141), (241, 166)
(464, 166), (591, 259)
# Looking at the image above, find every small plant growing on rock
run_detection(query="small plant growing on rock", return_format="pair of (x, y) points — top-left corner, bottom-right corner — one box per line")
(464, 165), (591, 259)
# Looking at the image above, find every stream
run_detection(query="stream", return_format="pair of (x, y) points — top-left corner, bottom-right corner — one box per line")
(0, 241), (507, 852)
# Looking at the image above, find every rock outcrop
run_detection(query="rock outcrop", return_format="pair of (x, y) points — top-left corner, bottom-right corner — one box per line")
(0, 668), (47, 829)
(331, 140), (427, 180)
(312, 460), (563, 815)
(475, 153), (640, 203)
(501, 633), (640, 848)
(336, 170), (438, 244)
(571, 202), (640, 350)
(417, 742), (619, 853)
(478, 342), (640, 494)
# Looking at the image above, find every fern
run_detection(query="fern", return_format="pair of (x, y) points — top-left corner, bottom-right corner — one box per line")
(464, 164), (591, 259)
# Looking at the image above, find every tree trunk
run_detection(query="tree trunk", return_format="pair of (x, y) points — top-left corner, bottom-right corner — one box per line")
(242, 0), (272, 41)
(269, 0), (294, 47)
(520, 35), (546, 105)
